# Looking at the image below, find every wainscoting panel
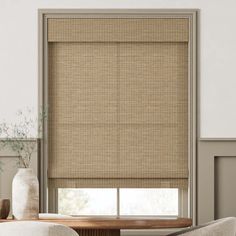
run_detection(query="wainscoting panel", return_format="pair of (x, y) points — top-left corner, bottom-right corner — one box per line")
(197, 140), (236, 224)
(215, 156), (236, 219)
(0, 156), (18, 201)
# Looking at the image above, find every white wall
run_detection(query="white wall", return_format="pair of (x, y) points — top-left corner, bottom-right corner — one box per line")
(0, 0), (236, 138)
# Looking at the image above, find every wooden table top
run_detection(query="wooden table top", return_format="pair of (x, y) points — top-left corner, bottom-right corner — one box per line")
(0, 217), (192, 229)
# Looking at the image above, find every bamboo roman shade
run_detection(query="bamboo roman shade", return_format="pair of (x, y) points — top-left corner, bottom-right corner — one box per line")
(47, 18), (189, 189)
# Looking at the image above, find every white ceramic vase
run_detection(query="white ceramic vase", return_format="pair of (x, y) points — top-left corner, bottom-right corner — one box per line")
(12, 168), (39, 220)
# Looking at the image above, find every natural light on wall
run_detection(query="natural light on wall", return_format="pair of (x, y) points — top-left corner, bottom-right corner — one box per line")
(0, 64), (37, 138)
(120, 189), (178, 216)
(58, 188), (117, 215)
(58, 188), (178, 216)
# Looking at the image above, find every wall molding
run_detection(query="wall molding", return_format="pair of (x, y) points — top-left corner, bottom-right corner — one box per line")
(199, 138), (236, 141)
(38, 9), (198, 222)
(197, 139), (236, 224)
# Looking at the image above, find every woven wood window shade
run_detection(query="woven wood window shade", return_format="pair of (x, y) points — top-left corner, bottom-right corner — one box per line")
(47, 18), (189, 189)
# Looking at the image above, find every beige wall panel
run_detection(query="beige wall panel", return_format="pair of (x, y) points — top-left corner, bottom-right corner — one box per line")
(215, 156), (236, 219)
(197, 141), (236, 224)
(47, 18), (189, 43)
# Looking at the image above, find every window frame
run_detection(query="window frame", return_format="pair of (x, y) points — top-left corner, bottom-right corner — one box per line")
(50, 187), (188, 218)
(39, 9), (197, 224)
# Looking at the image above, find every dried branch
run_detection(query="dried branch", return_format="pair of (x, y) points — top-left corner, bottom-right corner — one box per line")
(0, 108), (46, 169)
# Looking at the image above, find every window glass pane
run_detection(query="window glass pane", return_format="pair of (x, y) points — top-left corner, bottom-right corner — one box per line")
(120, 188), (178, 216)
(58, 188), (117, 216)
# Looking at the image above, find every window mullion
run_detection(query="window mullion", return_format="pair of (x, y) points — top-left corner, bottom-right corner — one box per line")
(117, 188), (120, 217)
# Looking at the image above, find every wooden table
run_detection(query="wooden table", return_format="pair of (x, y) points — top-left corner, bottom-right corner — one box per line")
(0, 217), (192, 236)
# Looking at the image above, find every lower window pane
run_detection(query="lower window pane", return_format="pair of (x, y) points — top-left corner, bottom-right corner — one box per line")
(120, 188), (178, 216)
(58, 188), (117, 215)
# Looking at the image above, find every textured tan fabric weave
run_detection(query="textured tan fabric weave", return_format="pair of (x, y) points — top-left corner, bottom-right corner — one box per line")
(47, 18), (189, 42)
(49, 178), (188, 189)
(48, 18), (189, 188)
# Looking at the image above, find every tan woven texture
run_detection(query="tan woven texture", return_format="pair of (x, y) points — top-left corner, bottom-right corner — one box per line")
(47, 18), (189, 42)
(49, 178), (188, 189)
(48, 18), (189, 188)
